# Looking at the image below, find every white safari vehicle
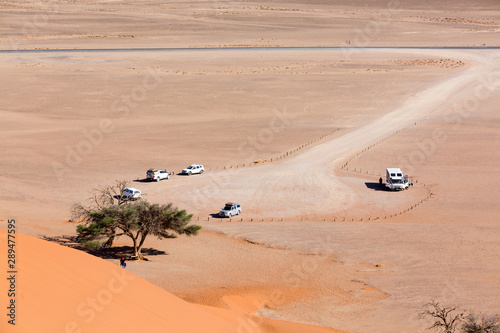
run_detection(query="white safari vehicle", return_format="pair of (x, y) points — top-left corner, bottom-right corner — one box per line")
(122, 188), (142, 200)
(385, 168), (409, 191)
(218, 202), (242, 218)
(182, 164), (205, 175)
(146, 169), (171, 182)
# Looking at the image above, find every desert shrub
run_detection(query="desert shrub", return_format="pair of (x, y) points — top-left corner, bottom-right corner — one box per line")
(462, 313), (500, 333)
(420, 300), (500, 333)
(420, 300), (465, 333)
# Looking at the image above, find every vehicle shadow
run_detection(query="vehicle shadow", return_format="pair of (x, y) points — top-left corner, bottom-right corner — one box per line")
(176, 172), (205, 176)
(133, 178), (151, 183)
(365, 182), (392, 191)
(210, 213), (226, 219)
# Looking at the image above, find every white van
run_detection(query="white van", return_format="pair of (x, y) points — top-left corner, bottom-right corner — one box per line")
(385, 168), (409, 191)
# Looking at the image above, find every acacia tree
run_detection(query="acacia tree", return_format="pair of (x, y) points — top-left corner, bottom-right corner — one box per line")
(76, 200), (201, 259)
(71, 180), (132, 247)
(420, 300), (465, 333)
(419, 300), (500, 333)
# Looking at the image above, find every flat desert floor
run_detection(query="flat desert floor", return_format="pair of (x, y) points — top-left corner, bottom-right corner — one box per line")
(1, 1), (500, 332)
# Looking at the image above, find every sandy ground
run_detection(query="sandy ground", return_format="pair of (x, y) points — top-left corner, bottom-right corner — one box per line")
(0, 229), (344, 333)
(1, 1), (500, 332)
(0, 49), (475, 224)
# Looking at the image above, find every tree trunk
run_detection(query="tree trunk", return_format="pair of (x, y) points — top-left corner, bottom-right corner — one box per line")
(133, 246), (143, 260)
(135, 231), (148, 260)
(129, 233), (143, 260)
(102, 227), (117, 248)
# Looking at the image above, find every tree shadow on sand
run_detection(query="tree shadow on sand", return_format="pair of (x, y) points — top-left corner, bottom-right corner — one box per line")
(86, 246), (167, 260)
(42, 235), (167, 260)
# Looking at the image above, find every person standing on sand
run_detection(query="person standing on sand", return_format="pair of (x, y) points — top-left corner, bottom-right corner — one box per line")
(120, 256), (126, 268)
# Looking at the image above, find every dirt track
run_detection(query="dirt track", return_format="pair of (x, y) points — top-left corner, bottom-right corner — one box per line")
(142, 48), (499, 221)
(1, 1), (500, 332)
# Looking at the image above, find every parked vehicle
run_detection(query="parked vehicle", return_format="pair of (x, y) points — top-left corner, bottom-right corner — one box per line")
(385, 168), (409, 190)
(182, 164), (204, 175)
(146, 169), (171, 182)
(218, 202), (241, 218)
(122, 188), (142, 200)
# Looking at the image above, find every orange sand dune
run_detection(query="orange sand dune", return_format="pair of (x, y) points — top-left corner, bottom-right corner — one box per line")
(0, 229), (342, 333)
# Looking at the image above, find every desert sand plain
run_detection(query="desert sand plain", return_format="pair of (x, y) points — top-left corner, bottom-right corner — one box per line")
(1, 0), (500, 332)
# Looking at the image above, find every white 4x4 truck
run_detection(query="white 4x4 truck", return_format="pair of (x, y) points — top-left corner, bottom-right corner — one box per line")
(218, 203), (242, 218)
(147, 169), (171, 182)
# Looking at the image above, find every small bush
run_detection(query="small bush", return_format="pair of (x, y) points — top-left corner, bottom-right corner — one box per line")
(462, 313), (500, 333)
(420, 300), (465, 333)
(420, 300), (500, 333)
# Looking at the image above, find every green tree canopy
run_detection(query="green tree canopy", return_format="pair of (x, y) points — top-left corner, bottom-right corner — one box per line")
(77, 200), (201, 259)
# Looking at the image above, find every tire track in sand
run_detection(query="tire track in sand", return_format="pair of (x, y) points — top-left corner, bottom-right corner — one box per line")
(156, 48), (497, 221)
